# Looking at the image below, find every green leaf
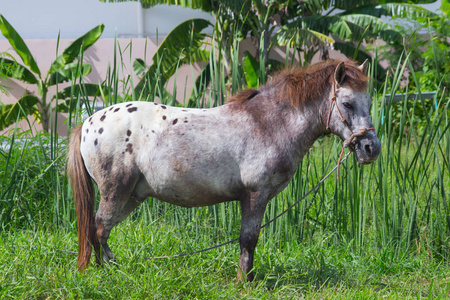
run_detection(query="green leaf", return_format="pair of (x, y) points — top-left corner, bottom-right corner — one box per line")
(49, 24), (104, 74)
(0, 95), (39, 130)
(442, 0), (450, 16)
(0, 15), (41, 76)
(0, 58), (38, 84)
(135, 18), (212, 96)
(133, 58), (147, 77)
(242, 51), (259, 89)
(48, 62), (92, 85)
(343, 3), (437, 20)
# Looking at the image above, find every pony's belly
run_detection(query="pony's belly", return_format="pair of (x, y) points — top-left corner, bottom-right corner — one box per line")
(134, 172), (239, 207)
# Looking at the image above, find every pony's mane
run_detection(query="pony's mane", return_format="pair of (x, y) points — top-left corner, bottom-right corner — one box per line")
(227, 60), (369, 107)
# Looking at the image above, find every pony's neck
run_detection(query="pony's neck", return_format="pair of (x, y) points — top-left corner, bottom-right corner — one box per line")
(286, 85), (333, 162)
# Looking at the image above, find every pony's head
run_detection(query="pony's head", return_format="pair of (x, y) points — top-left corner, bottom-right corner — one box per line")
(326, 60), (381, 164)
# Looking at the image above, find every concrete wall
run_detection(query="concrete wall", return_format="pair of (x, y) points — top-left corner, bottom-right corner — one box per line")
(0, 0), (215, 39)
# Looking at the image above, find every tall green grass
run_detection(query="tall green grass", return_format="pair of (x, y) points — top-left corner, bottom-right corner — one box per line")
(0, 32), (449, 267)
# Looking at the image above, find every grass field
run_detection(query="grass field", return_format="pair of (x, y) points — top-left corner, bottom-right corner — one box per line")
(1, 220), (450, 299)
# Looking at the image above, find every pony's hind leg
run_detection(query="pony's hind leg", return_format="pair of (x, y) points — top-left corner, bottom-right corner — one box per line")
(95, 193), (142, 264)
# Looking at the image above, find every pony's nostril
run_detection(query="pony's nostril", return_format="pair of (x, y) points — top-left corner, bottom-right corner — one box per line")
(365, 144), (372, 155)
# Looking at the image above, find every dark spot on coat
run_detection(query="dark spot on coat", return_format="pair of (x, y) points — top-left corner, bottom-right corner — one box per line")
(184, 120), (188, 123)
(161, 105), (167, 109)
(88, 117), (92, 122)
(182, 110), (187, 112)
(127, 130), (132, 136)
(151, 130), (155, 133)
(109, 107), (114, 111)
(94, 130), (96, 133)
(114, 108), (120, 112)
(83, 137), (85, 142)
(125, 143), (133, 154)
(94, 139), (98, 146)
(99, 128), (104, 134)
(153, 102), (158, 105)
(162, 115), (167, 120)
(101, 162), (111, 172)
(100, 115), (106, 121)
(90, 122), (93, 125)
(173, 118), (178, 125)
(125, 138), (129, 142)
(86, 129), (89, 134)
(140, 125), (143, 129)
(128, 107), (138, 113)
(126, 103), (133, 107)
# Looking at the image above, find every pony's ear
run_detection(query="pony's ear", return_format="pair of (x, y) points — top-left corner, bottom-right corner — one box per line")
(358, 59), (369, 76)
(334, 62), (346, 87)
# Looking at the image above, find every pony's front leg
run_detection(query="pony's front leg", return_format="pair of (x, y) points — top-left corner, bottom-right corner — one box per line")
(237, 191), (269, 282)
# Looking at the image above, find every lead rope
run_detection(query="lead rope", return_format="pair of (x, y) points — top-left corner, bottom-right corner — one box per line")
(144, 151), (351, 260)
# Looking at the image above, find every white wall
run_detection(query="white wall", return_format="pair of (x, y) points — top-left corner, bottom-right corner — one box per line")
(0, 0), (215, 39)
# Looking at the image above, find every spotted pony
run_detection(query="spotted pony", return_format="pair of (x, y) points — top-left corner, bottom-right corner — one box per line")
(67, 59), (381, 281)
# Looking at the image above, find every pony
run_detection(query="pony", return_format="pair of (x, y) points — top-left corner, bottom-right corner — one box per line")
(67, 59), (381, 281)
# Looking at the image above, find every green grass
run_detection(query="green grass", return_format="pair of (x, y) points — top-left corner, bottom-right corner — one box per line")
(1, 220), (450, 299)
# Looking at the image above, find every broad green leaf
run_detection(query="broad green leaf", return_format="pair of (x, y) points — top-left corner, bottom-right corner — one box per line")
(0, 15), (41, 76)
(343, 3), (437, 20)
(242, 51), (259, 89)
(443, 0), (450, 16)
(48, 62), (92, 86)
(0, 95), (39, 130)
(135, 18), (212, 96)
(282, 16), (368, 43)
(274, 25), (335, 48)
(0, 58), (38, 84)
(133, 58), (147, 77)
(340, 14), (402, 43)
(49, 24), (104, 74)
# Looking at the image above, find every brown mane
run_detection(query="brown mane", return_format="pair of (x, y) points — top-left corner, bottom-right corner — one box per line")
(227, 60), (369, 107)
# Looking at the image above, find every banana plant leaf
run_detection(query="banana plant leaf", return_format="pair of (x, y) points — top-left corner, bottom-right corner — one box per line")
(0, 95), (39, 130)
(49, 24), (104, 74)
(242, 51), (259, 89)
(0, 58), (38, 84)
(0, 15), (41, 76)
(342, 3), (437, 20)
(133, 58), (146, 77)
(134, 18), (212, 97)
(48, 62), (92, 86)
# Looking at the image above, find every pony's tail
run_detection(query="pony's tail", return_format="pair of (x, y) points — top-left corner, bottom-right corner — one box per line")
(67, 124), (101, 271)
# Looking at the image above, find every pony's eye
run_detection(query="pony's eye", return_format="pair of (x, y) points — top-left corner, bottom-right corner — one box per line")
(343, 102), (353, 109)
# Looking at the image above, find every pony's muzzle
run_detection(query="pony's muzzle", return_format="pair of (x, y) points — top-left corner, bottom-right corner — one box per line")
(353, 131), (381, 164)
